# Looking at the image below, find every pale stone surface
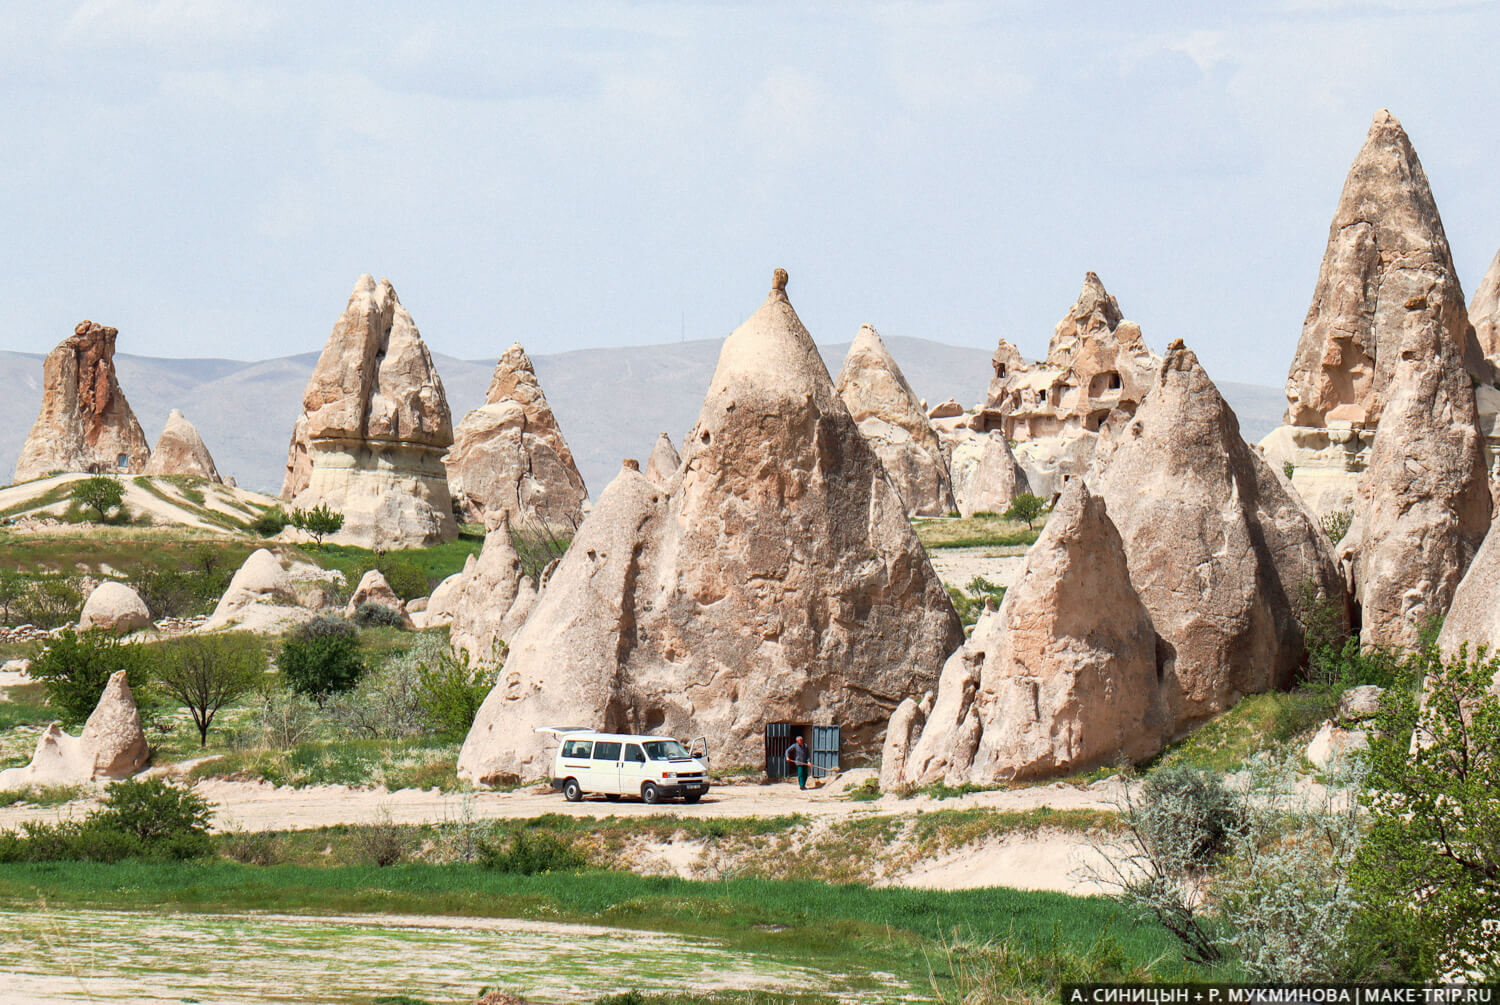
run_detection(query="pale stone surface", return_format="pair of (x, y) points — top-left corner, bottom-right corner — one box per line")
(645, 432), (681, 486)
(927, 398), (963, 419)
(344, 569), (413, 628)
(444, 343), (588, 527)
(281, 275), (457, 550)
(1339, 685), (1384, 721)
(835, 324), (956, 517)
(956, 432), (1030, 517)
(78, 581), (152, 634)
(1091, 343), (1348, 731)
(447, 518), (537, 666)
(422, 569), (468, 629)
(459, 271), (962, 784)
(1306, 721), (1368, 770)
(883, 482), (1162, 787)
(1256, 424), (1370, 519)
(203, 548), (314, 634)
(142, 409), (222, 482)
(1436, 509), (1500, 661)
(1473, 247), (1500, 362)
(0, 670), (149, 789)
(1337, 274), (1491, 649)
(14, 321), (152, 483)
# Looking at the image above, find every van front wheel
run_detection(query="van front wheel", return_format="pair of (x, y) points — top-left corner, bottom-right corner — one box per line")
(641, 782), (663, 805)
(563, 779), (582, 802)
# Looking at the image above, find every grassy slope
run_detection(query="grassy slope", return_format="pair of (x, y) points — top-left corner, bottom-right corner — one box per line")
(914, 513), (1040, 550)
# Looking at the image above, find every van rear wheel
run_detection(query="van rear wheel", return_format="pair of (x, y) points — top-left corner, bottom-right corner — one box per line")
(563, 778), (582, 802)
(641, 782), (663, 805)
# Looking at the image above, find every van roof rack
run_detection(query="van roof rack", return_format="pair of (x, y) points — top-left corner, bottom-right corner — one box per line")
(534, 726), (594, 735)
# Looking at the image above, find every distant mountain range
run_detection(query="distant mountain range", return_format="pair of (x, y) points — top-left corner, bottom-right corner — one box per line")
(0, 339), (1286, 497)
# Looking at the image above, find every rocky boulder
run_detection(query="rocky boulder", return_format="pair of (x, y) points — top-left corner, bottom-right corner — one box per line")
(927, 398), (964, 420)
(444, 343), (588, 527)
(281, 275), (456, 549)
(78, 581), (152, 634)
(0, 670), (148, 788)
(458, 270), (963, 784)
(344, 569), (414, 628)
(645, 432), (681, 486)
(14, 321), (152, 483)
(142, 409), (222, 482)
(835, 324), (956, 516)
(1091, 343), (1348, 731)
(203, 548), (313, 634)
(955, 432), (1030, 517)
(882, 481), (1161, 787)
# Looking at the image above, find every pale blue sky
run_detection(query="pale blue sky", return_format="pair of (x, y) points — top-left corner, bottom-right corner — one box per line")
(2, 1), (1497, 389)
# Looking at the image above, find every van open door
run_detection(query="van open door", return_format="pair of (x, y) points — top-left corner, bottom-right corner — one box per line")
(687, 735), (709, 767)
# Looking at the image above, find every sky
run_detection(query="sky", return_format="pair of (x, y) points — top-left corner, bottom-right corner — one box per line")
(2, 1), (1498, 390)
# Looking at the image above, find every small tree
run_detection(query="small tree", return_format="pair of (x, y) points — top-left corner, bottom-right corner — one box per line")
(0, 569), (25, 624)
(72, 476), (125, 522)
(279, 618), (366, 707)
(152, 633), (268, 746)
(28, 628), (151, 727)
(291, 503), (344, 548)
(1003, 492), (1047, 530)
(415, 644), (497, 737)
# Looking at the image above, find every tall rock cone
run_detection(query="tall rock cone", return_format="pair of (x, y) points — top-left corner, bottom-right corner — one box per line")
(280, 275), (456, 549)
(1284, 110), (1491, 429)
(142, 409), (222, 482)
(1046, 271), (1126, 366)
(444, 343), (588, 527)
(1339, 281), (1491, 649)
(14, 322), (151, 483)
(883, 480), (1161, 787)
(1471, 247), (1500, 362)
(645, 432), (681, 486)
(458, 270), (963, 784)
(1091, 342), (1347, 731)
(447, 511), (539, 666)
(835, 324), (956, 516)
(956, 432), (1030, 517)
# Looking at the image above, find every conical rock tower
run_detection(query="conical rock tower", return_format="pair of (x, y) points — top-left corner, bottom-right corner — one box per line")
(143, 409), (221, 482)
(458, 270), (962, 784)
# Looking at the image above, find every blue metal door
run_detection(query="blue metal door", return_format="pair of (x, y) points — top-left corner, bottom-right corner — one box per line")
(810, 725), (840, 775)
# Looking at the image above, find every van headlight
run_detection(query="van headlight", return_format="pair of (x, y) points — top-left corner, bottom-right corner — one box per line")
(661, 772), (677, 780)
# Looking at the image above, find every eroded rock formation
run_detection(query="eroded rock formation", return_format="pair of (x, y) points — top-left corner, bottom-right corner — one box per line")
(458, 270), (962, 784)
(881, 481), (1161, 788)
(835, 324), (955, 516)
(645, 433), (681, 486)
(78, 582), (152, 634)
(444, 343), (587, 527)
(202, 548), (315, 634)
(447, 514), (538, 666)
(954, 432), (1030, 518)
(281, 275), (456, 549)
(1091, 343), (1347, 731)
(0, 670), (148, 789)
(344, 569), (414, 628)
(142, 409), (221, 482)
(14, 322), (151, 483)
(1472, 247), (1500, 362)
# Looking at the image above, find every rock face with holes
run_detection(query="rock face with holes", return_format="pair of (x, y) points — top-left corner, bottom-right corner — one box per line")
(835, 324), (955, 516)
(447, 514), (538, 665)
(142, 409), (222, 482)
(78, 581), (152, 634)
(444, 343), (588, 527)
(458, 271), (963, 785)
(1260, 109), (1498, 517)
(644, 432), (681, 486)
(0, 670), (149, 789)
(881, 481), (1162, 787)
(14, 321), (152, 483)
(1091, 343), (1348, 732)
(281, 275), (456, 550)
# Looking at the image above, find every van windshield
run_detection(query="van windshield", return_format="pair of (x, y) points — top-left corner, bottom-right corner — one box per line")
(643, 740), (691, 760)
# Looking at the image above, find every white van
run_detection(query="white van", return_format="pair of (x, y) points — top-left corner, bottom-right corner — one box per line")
(538, 727), (711, 804)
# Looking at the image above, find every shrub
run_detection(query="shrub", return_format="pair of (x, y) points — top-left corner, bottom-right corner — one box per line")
(279, 628), (366, 708)
(96, 777), (213, 846)
(131, 566), (229, 619)
(1283, 460), (1295, 479)
(71, 475), (124, 522)
(946, 576), (1007, 628)
(290, 503), (344, 547)
(350, 810), (414, 867)
(255, 688), (320, 749)
(477, 830), (588, 874)
(152, 633), (268, 745)
(251, 506), (290, 537)
(354, 602), (407, 629)
(1321, 509), (1353, 545)
(29, 628), (152, 728)
(414, 643), (495, 738)
(0, 569), (25, 623)
(0, 778), (213, 863)
(17, 574), (85, 628)
(219, 828), (282, 866)
(327, 643), (426, 739)
(1002, 492), (1047, 530)
(377, 560), (429, 602)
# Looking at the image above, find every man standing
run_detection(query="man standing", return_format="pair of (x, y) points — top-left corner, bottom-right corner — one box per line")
(785, 735), (809, 790)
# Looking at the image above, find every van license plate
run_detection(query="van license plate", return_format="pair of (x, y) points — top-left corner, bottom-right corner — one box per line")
(683, 782), (703, 789)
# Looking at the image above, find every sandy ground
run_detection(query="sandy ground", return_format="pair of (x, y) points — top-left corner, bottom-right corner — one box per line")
(926, 546), (1027, 588)
(0, 472), (277, 535)
(878, 829), (1129, 895)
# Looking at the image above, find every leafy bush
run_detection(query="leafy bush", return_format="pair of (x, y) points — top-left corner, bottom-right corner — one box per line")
(14, 574), (86, 628)
(350, 810), (414, 867)
(279, 619), (366, 707)
(1300, 584), (1401, 692)
(1002, 492), (1048, 530)
(477, 830), (588, 874)
(354, 602), (407, 629)
(71, 475), (124, 522)
(0, 778), (212, 863)
(251, 505), (291, 537)
(376, 560), (429, 602)
(254, 687), (320, 749)
(328, 644), (427, 739)
(414, 643), (495, 737)
(130, 566), (231, 619)
(0, 569), (26, 623)
(291, 503), (344, 547)
(28, 628), (153, 728)
(1137, 766), (1244, 866)
(152, 633), (268, 745)
(946, 575), (1007, 628)
(1321, 509), (1353, 545)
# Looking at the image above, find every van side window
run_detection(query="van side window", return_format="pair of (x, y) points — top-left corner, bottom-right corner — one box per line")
(561, 739), (592, 759)
(625, 744), (646, 763)
(593, 741), (622, 760)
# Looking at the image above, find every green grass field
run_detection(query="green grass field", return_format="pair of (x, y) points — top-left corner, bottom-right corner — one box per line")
(913, 513), (1041, 550)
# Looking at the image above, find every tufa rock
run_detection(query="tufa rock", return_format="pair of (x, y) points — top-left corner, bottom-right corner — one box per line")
(927, 398), (964, 420)
(883, 481), (1161, 787)
(281, 275), (457, 549)
(14, 321), (152, 483)
(344, 569), (414, 628)
(835, 324), (956, 517)
(444, 343), (588, 527)
(78, 581), (152, 634)
(645, 432), (681, 486)
(1473, 247), (1500, 362)
(202, 548), (314, 634)
(1337, 276), (1491, 649)
(956, 432), (1030, 518)
(458, 271), (963, 784)
(1091, 343), (1347, 731)
(447, 514), (538, 666)
(0, 670), (149, 788)
(142, 409), (222, 482)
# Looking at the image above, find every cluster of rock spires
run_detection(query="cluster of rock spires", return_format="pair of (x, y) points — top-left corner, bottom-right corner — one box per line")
(457, 270), (963, 784)
(13, 320), (223, 485)
(0, 670), (148, 790)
